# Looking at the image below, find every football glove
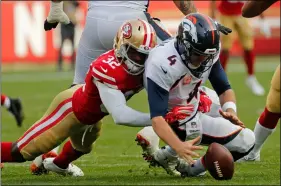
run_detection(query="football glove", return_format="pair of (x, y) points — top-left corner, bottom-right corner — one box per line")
(198, 90), (212, 113)
(44, 1), (71, 31)
(215, 22), (232, 35)
(165, 105), (195, 125)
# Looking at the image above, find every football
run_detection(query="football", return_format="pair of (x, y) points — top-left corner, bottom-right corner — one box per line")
(204, 143), (234, 180)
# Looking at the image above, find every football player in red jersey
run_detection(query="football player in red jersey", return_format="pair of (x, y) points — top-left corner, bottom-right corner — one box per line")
(238, 0), (280, 162)
(1, 19), (201, 176)
(1, 94), (24, 127)
(210, 1), (270, 96)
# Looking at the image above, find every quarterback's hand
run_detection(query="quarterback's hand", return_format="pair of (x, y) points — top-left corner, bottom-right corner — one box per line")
(198, 90), (212, 113)
(215, 22), (232, 35)
(175, 136), (203, 165)
(219, 109), (245, 128)
(44, 1), (70, 31)
(165, 105), (195, 124)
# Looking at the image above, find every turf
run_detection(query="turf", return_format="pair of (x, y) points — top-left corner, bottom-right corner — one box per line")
(1, 56), (280, 185)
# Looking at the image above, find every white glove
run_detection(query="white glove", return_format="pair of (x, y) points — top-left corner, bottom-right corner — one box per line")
(259, 19), (271, 38)
(47, 1), (70, 24)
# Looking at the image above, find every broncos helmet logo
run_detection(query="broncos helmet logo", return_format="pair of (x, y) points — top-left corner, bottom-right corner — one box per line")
(182, 18), (198, 43)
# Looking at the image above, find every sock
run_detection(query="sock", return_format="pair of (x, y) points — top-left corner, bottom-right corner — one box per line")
(52, 146), (60, 154)
(190, 156), (206, 176)
(1, 94), (10, 108)
(1, 142), (13, 162)
(243, 50), (255, 76)
(219, 50), (229, 70)
(53, 141), (84, 169)
(166, 146), (177, 157)
(251, 108), (280, 154)
(32, 155), (43, 167)
(1, 94), (6, 105)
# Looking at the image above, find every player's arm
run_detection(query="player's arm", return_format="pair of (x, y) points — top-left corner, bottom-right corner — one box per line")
(210, 1), (217, 19)
(173, 0), (197, 15)
(208, 59), (236, 113)
(147, 78), (202, 163)
(146, 58), (202, 163)
(94, 80), (152, 127)
(242, 0), (278, 18)
(209, 60), (245, 127)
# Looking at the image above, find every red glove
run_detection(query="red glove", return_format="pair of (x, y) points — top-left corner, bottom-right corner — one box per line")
(198, 90), (212, 113)
(165, 105), (195, 124)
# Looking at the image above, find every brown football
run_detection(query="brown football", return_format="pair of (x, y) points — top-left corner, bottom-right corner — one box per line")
(204, 143), (234, 180)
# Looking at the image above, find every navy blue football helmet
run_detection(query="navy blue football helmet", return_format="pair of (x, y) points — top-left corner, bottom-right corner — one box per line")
(176, 13), (220, 78)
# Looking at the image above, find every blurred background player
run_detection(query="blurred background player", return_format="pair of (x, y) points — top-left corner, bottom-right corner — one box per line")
(1, 94), (24, 127)
(238, 0), (280, 162)
(57, 1), (79, 71)
(210, 1), (272, 96)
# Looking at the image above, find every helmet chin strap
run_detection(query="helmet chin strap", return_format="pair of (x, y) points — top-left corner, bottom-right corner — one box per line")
(187, 63), (200, 70)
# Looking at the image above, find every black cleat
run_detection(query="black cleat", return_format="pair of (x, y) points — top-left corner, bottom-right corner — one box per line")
(7, 98), (24, 127)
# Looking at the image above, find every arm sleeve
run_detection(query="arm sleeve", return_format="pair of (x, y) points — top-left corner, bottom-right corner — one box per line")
(147, 78), (169, 118)
(94, 80), (152, 127)
(208, 59), (231, 96)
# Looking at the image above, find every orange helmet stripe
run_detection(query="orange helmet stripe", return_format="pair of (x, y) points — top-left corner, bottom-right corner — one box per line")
(201, 14), (215, 44)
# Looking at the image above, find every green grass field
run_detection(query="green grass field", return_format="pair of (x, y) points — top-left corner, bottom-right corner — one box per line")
(1, 56), (280, 185)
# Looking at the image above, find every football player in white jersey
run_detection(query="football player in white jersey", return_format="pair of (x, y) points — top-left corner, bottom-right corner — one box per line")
(138, 13), (255, 176)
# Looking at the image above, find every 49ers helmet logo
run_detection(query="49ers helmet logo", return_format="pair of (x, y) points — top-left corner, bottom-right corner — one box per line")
(122, 23), (132, 39)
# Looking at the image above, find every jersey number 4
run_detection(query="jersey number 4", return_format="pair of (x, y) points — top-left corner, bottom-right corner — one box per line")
(168, 55), (176, 66)
(186, 81), (202, 103)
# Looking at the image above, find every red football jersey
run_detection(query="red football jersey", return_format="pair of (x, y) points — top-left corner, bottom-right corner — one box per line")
(217, 0), (244, 16)
(72, 50), (143, 124)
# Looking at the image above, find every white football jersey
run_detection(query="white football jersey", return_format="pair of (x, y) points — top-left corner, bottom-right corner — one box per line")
(88, 1), (149, 12)
(144, 38), (220, 120)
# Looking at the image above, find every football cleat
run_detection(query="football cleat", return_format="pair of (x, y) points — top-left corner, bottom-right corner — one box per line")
(7, 98), (24, 127)
(149, 147), (181, 176)
(30, 151), (58, 175)
(135, 127), (160, 162)
(43, 158), (84, 177)
(236, 151), (260, 163)
(176, 158), (206, 177)
(246, 76), (265, 96)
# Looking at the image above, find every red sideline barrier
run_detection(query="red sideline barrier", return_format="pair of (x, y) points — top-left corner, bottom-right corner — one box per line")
(1, 1), (280, 63)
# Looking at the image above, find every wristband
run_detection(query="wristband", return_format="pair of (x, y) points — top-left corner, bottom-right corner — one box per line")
(222, 101), (237, 113)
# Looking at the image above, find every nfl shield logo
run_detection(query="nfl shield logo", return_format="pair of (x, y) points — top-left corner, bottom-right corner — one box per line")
(183, 75), (192, 85)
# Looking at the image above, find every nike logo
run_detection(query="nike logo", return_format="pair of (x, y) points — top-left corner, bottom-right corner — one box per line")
(160, 66), (167, 74)
(101, 66), (108, 73)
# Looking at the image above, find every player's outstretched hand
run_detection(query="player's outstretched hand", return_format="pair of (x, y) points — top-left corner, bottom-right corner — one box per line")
(44, 1), (70, 31)
(219, 109), (245, 128)
(175, 136), (203, 165)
